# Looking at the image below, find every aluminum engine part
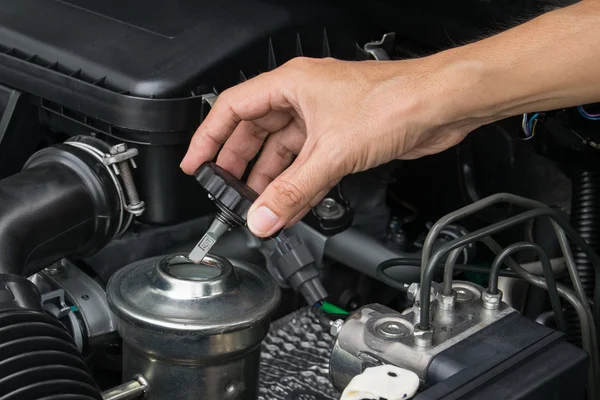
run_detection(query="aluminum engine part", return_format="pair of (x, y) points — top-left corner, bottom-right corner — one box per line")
(106, 253), (281, 400)
(30, 259), (117, 349)
(329, 281), (516, 391)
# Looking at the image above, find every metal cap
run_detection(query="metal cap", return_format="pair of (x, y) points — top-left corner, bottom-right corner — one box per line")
(106, 253), (280, 361)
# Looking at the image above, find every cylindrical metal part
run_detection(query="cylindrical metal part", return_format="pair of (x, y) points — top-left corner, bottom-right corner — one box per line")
(106, 253), (280, 400)
(102, 376), (148, 400)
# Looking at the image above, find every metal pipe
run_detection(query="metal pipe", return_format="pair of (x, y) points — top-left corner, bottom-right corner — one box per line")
(102, 376), (148, 400)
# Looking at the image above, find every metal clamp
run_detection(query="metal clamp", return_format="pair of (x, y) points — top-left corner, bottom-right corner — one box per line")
(103, 143), (145, 217)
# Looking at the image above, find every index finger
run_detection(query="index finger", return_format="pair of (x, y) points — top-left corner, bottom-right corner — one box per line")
(180, 70), (293, 174)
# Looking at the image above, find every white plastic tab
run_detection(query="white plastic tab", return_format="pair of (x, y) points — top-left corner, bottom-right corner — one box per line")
(340, 365), (420, 400)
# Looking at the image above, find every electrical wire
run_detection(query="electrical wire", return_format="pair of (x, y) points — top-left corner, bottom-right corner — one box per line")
(521, 112), (542, 139)
(488, 242), (566, 334)
(579, 105), (600, 121)
(419, 193), (600, 334)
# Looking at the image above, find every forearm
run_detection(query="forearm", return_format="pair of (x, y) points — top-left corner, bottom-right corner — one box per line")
(426, 0), (600, 128)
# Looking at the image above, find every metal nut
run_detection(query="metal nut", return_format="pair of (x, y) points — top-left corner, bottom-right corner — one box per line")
(438, 291), (457, 311)
(407, 283), (437, 303)
(407, 283), (420, 301)
(413, 326), (434, 347)
(315, 198), (345, 220)
(330, 319), (344, 337)
(482, 289), (503, 310)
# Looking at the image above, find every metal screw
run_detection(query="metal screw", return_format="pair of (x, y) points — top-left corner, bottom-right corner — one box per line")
(81, 295), (90, 301)
(455, 288), (475, 302)
(322, 198), (337, 211)
(407, 283), (419, 301)
(110, 144), (145, 217)
(45, 263), (64, 275)
(315, 198), (344, 220)
(377, 320), (410, 339)
(330, 319), (344, 337)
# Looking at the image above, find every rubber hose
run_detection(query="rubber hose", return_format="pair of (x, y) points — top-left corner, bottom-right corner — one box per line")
(568, 171), (600, 346)
(0, 141), (121, 277)
(0, 274), (102, 399)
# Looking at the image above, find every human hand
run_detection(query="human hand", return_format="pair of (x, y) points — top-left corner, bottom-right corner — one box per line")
(180, 57), (475, 237)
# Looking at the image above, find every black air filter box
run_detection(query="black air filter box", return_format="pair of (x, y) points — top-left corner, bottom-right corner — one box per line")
(0, 0), (380, 224)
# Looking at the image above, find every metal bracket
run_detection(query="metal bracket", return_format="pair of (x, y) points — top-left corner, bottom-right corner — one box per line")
(102, 143), (145, 217)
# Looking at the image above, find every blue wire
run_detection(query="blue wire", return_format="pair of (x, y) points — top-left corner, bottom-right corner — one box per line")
(579, 106), (600, 121)
(528, 113), (540, 133)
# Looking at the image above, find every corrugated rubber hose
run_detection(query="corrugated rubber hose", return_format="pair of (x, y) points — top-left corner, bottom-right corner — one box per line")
(568, 170), (600, 346)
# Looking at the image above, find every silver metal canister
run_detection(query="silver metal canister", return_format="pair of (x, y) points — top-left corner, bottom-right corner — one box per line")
(106, 253), (280, 400)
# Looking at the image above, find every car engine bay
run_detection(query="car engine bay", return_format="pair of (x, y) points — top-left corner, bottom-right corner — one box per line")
(0, 0), (599, 399)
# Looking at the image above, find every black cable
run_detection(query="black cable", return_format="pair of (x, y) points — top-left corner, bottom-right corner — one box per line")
(419, 207), (600, 333)
(489, 242), (566, 333)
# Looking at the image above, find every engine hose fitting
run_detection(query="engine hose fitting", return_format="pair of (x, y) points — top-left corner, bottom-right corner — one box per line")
(568, 170), (600, 345)
(0, 274), (102, 399)
(0, 136), (127, 277)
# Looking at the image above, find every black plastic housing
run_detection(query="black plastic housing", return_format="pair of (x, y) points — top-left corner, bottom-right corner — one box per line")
(0, 0), (382, 224)
(417, 313), (588, 400)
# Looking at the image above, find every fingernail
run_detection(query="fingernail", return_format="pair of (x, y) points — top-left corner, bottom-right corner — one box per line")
(248, 206), (280, 236)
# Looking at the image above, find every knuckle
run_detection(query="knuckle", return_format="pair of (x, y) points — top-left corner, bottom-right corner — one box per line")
(273, 179), (306, 209)
(273, 138), (294, 162)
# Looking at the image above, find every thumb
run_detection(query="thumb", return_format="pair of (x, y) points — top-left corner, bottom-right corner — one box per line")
(247, 147), (341, 237)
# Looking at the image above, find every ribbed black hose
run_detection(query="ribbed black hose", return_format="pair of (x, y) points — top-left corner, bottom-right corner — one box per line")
(568, 171), (600, 346)
(0, 275), (102, 400)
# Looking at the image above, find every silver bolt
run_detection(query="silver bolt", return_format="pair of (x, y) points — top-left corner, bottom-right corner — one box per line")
(330, 319), (344, 337)
(455, 288), (475, 302)
(45, 263), (64, 275)
(111, 144), (145, 217)
(407, 283), (419, 301)
(377, 320), (410, 339)
(482, 289), (502, 310)
(413, 326), (434, 347)
(315, 198), (344, 220)
(322, 198), (338, 211)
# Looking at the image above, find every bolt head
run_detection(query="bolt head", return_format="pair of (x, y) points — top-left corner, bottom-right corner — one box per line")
(377, 320), (411, 339)
(413, 326), (434, 347)
(330, 319), (344, 336)
(481, 289), (502, 310)
(407, 283), (419, 301)
(110, 143), (128, 154)
(321, 198), (338, 210)
(438, 291), (457, 311)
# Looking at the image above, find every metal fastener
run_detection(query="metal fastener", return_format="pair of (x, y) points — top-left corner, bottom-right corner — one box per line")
(377, 320), (411, 339)
(104, 143), (145, 217)
(481, 289), (503, 310)
(330, 319), (345, 337)
(315, 198), (344, 220)
(438, 291), (457, 311)
(407, 283), (419, 301)
(407, 283), (437, 303)
(413, 326), (434, 347)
